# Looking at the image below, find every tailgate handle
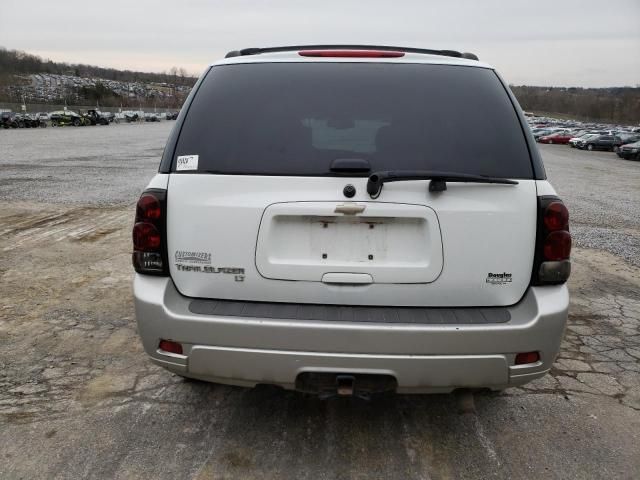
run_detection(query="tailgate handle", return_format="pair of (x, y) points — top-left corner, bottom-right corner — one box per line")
(334, 203), (366, 215)
(322, 273), (373, 285)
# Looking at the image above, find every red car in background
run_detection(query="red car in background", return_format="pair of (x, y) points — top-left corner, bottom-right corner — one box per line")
(538, 132), (574, 144)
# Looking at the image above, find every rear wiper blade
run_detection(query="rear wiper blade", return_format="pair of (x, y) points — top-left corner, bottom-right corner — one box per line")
(367, 170), (519, 198)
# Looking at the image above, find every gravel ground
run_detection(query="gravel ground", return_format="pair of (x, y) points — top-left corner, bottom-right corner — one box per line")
(0, 125), (639, 479)
(0, 122), (169, 204)
(539, 144), (640, 267)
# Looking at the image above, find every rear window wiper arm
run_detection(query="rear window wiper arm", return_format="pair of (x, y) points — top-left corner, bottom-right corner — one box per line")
(367, 170), (519, 198)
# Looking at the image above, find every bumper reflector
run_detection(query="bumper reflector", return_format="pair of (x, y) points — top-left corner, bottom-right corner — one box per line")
(515, 351), (540, 365)
(159, 339), (183, 355)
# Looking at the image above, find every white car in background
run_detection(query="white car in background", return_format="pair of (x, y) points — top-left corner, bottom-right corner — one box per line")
(569, 133), (600, 148)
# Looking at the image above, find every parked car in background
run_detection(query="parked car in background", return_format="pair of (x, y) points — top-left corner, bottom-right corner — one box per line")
(123, 111), (140, 123)
(613, 133), (640, 152)
(576, 134), (636, 152)
(165, 111), (179, 120)
(21, 114), (46, 128)
(1, 111), (22, 128)
(50, 110), (85, 127)
(84, 109), (113, 125)
(616, 140), (640, 160)
(538, 132), (574, 144)
(531, 128), (556, 140)
(569, 132), (598, 148)
(0, 112), (45, 128)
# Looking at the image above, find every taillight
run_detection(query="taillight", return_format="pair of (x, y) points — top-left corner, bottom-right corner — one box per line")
(543, 231), (572, 261)
(542, 201), (569, 231)
(132, 189), (168, 275)
(532, 196), (571, 285)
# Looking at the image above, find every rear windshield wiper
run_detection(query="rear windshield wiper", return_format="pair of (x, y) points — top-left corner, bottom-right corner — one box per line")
(367, 170), (519, 198)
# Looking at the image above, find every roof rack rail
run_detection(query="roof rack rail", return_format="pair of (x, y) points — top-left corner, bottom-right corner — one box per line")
(225, 45), (479, 61)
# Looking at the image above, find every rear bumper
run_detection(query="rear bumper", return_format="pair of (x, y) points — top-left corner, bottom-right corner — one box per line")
(134, 276), (569, 393)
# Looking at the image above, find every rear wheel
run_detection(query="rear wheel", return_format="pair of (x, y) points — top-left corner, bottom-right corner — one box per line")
(548, 139), (553, 144)
(587, 144), (594, 151)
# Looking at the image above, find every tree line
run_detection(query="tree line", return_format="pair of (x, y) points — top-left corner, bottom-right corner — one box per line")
(1, 47), (638, 124)
(0, 47), (197, 86)
(511, 85), (640, 125)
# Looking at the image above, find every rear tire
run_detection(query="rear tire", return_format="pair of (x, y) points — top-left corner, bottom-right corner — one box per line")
(587, 144), (594, 151)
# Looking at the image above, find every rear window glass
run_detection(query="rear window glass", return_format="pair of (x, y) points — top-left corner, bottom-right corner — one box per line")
(174, 62), (533, 178)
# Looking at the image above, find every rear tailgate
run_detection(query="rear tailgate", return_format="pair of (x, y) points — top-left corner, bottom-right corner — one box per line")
(164, 60), (540, 307)
(167, 175), (536, 307)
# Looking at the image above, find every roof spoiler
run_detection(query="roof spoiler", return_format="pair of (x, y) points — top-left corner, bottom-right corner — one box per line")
(225, 45), (478, 61)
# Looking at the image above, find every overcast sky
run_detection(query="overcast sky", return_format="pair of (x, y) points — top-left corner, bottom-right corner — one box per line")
(1, 0), (638, 87)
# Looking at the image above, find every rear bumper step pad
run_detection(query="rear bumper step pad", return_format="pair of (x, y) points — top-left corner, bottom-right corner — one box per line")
(189, 298), (510, 324)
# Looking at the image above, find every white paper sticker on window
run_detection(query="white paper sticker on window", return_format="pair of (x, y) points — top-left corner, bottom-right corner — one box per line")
(176, 155), (199, 171)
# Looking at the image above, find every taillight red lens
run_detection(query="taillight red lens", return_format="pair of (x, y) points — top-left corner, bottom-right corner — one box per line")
(136, 193), (162, 220)
(299, 50), (405, 58)
(515, 351), (540, 365)
(543, 231), (572, 261)
(543, 202), (569, 231)
(133, 189), (168, 275)
(133, 222), (161, 251)
(158, 339), (183, 355)
(532, 196), (572, 285)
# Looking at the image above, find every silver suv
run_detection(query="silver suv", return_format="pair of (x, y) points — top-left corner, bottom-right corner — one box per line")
(133, 45), (571, 396)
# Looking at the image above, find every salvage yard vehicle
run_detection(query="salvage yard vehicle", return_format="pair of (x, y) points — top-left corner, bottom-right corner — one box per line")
(613, 133), (640, 152)
(568, 132), (600, 148)
(538, 131), (573, 144)
(84, 109), (112, 125)
(0, 112), (45, 128)
(123, 111), (140, 123)
(616, 140), (640, 160)
(1, 112), (22, 128)
(50, 110), (85, 127)
(578, 134), (637, 152)
(21, 113), (47, 128)
(133, 45), (571, 397)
